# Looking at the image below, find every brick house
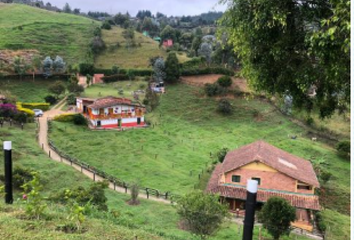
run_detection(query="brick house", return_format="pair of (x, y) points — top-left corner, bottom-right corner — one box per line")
(207, 140), (320, 231)
(163, 39), (173, 47)
(76, 96), (146, 129)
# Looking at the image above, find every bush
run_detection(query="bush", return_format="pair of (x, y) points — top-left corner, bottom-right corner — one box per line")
(79, 63), (94, 75)
(217, 99), (232, 115)
(204, 83), (225, 97)
(216, 148), (229, 163)
(11, 166), (34, 190)
(67, 83), (84, 95)
(16, 103), (35, 117)
(217, 76), (232, 88)
(336, 140), (350, 159)
(21, 103), (50, 111)
(44, 95), (57, 105)
(73, 114), (87, 125)
(0, 103), (17, 118)
(67, 94), (76, 105)
(305, 116), (314, 126)
(101, 21), (112, 30)
(93, 68), (153, 77)
(102, 74), (129, 83)
(13, 112), (28, 123)
(54, 113), (78, 122)
(320, 170), (332, 184)
(315, 212), (327, 232)
(181, 67), (234, 76)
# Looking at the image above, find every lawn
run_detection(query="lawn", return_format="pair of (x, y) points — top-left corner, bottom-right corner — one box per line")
(0, 78), (66, 102)
(49, 83), (350, 231)
(95, 26), (190, 69)
(82, 80), (148, 101)
(0, 4), (98, 67)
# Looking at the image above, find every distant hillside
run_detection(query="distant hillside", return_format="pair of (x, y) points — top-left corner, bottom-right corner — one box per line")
(0, 3), (98, 69)
(95, 26), (189, 69)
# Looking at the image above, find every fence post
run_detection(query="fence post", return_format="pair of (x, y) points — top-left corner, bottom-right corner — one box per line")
(81, 164), (83, 173)
(70, 160), (73, 166)
(48, 150), (51, 158)
(93, 172), (96, 181)
(146, 189), (149, 199)
(42, 144), (44, 150)
(114, 181), (116, 191)
(165, 192), (168, 199)
(125, 185), (128, 193)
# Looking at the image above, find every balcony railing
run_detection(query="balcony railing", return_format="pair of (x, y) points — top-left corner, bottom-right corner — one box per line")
(88, 113), (144, 120)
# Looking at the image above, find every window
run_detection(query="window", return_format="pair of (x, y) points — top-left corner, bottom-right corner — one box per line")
(232, 175), (241, 183)
(297, 185), (311, 190)
(252, 177), (261, 185)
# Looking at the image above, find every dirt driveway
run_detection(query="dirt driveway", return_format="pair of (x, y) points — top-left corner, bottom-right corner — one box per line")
(180, 74), (251, 93)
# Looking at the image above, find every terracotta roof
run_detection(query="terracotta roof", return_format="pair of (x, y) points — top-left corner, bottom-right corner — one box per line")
(222, 141), (319, 187)
(88, 96), (141, 109)
(207, 164), (320, 210)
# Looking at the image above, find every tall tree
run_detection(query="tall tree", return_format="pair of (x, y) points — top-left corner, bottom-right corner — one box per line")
(165, 52), (180, 84)
(42, 56), (53, 77)
(153, 57), (166, 83)
(63, 2), (71, 13)
(198, 42), (212, 66)
(160, 25), (176, 43)
(13, 56), (29, 80)
(53, 56), (66, 73)
(220, 0), (350, 118)
(258, 197), (296, 240)
(122, 27), (135, 51)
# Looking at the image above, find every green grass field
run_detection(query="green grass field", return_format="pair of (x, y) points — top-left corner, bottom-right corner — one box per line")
(0, 78), (66, 102)
(95, 26), (189, 69)
(83, 80), (148, 101)
(0, 4), (97, 67)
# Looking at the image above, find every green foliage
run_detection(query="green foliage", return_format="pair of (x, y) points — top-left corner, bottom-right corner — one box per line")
(102, 74), (129, 83)
(176, 191), (229, 239)
(217, 76), (232, 88)
(90, 36), (106, 55)
(53, 113), (78, 122)
(204, 83), (223, 97)
(315, 212), (327, 233)
(79, 63), (94, 75)
(67, 200), (91, 233)
(220, 0), (350, 118)
(66, 93), (76, 105)
(111, 65), (119, 74)
(21, 102), (50, 111)
(48, 81), (66, 98)
(335, 140), (350, 159)
(160, 25), (177, 43)
(320, 170), (332, 184)
(217, 99), (232, 115)
(216, 148), (229, 163)
(101, 21), (112, 30)
(67, 83), (84, 95)
(22, 172), (47, 220)
(165, 52), (180, 84)
(258, 197), (296, 240)
(13, 111), (28, 123)
(180, 67), (234, 76)
(44, 95), (57, 105)
(73, 114), (87, 126)
(143, 86), (159, 111)
(12, 166), (34, 190)
(13, 56), (30, 79)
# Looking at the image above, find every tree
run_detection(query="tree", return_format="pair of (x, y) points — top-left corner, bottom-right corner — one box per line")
(165, 52), (180, 84)
(176, 191), (229, 239)
(49, 81), (66, 99)
(114, 13), (129, 25)
(13, 56), (29, 80)
(79, 63), (94, 75)
(73, 8), (80, 14)
(67, 83), (84, 95)
(101, 21), (112, 30)
(42, 56), (53, 77)
(86, 74), (93, 87)
(90, 36), (106, 54)
(122, 27), (135, 50)
(53, 56), (66, 73)
(31, 55), (41, 81)
(63, 2), (71, 13)
(160, 25), (176, 43)
(220, 0), (350, 118)
(191, 36), (202, 56)
(217, 99), (232, 115)
(258, 197), (296, 240)
(198, 43), (212, 66)
(153, 57), (166, 83)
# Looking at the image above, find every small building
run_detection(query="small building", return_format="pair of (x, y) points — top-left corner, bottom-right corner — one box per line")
(154, 37), (161, 43)
(207, 140), (320, 232)
(163, 39), (173, 47)
(143, 31), (150, 37)
(93, 74), (105, 84)
(150, 81), (165, 93)
(76, 96), (146, 129)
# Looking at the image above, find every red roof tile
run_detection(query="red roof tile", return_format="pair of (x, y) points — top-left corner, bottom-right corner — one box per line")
(88, 96), (141, 109)
(222, 141), (319, 187)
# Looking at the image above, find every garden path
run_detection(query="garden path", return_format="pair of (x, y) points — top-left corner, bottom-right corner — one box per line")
(37, 101), (171, 205)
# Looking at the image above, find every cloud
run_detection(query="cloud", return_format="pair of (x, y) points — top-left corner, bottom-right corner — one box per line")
(49, 0), (226, 16)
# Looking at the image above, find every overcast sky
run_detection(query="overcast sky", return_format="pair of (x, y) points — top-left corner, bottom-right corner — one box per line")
(47, 0), (227, 16)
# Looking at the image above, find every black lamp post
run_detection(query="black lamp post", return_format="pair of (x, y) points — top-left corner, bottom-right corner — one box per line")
(3, 141), (13, 204)
(242, 179), (258, 240)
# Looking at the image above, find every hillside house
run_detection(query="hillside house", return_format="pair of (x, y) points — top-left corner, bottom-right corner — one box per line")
(76, 96), (146, 129)
(93, 74), (105, 84)
(207, 140), (320, 232)
(163, 39), (173, 47)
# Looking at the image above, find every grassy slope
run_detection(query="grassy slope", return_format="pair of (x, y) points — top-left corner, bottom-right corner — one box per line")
(0, 78), (66, 102)
(0, 4), (97, 65)
(95, 26), (189, 69)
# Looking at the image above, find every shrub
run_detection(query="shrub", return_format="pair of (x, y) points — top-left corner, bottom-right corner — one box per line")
(102, 74), (129, 83)
(49, 81), (66, 98)
(66, 94), (76, 106)
(54, 113), (77, 122)
(16, 103), (35, 117)
(73, 114), (87, 125)
(13, 112), (28, 123)
(305, 115), (314, 126)
(21, 103), (50, 111)
(181, 67), (234, 76)
(112, 65), (119, 74)
(320, 170), (332, 184)
(101, 21), (112, 30)
(216, 148), (229, 163)
(11, 166), (34, 190)
(204, 83), (224, 97)
(67, 83), (84, 95)
(0, 103), (17, 118)
(315, 212), (327, 232)
(336, 140), (350, 159)
(44, 95), (57, 105)
(79, 63), (94, 75)
(217, 99), (232, 115)
(217, 76), (232, 88)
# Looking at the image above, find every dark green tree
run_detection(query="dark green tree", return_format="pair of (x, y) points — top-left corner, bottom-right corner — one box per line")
(49, 81), (66, 99)
(160, 25), (177, 43)
(176, 191), (229, 239)
(220, 0), (350, 118)
(258, 197), (296, 240)
(63, 3), (71, 13)
(165, 52), (180, 84)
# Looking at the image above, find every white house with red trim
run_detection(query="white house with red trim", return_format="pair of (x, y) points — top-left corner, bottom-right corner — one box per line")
(76, 96), (146, 129)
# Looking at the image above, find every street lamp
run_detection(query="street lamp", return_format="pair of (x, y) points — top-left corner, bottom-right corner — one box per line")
(3, 141), (13, 204)
(242, 179), (258, 240)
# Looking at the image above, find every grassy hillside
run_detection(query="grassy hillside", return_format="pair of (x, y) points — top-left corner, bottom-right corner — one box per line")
(95, 26), (189, 69)
(0, 3), (97, 67)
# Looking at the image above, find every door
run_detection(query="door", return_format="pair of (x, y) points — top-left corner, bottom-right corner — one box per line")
(97, 121), (101, 127)
(118, 119), (121, 127)
(137, 117), (141, 125)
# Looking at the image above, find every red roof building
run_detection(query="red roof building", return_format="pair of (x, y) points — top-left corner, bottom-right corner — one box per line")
(76, 96), (146, 129)
(207, 140), (320, 232)
(163, 39), (173, 47)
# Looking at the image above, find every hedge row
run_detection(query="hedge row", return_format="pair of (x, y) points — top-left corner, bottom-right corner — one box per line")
(94, 68), (153, 77)
(53, 113), (79, 122)
(102, 74), (130, 83)
(0, 74), (71, 80)
(180, 67), (235, 76)
(16, 103), (34, 117)
(21, 102), (50, 111)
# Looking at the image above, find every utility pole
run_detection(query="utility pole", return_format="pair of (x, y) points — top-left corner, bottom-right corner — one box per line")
(242, 180), (258, 240)
(3, 141), (13, 204)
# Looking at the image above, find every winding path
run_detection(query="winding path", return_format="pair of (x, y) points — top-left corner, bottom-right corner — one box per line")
(37, 100), (171, 204)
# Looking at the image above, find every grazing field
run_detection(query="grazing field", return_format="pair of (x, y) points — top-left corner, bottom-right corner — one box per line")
(95, 26), (189, 69)
(0, 78), (66, 102)
(0, 4), (97, 69)
(83, 80), (148, 101)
